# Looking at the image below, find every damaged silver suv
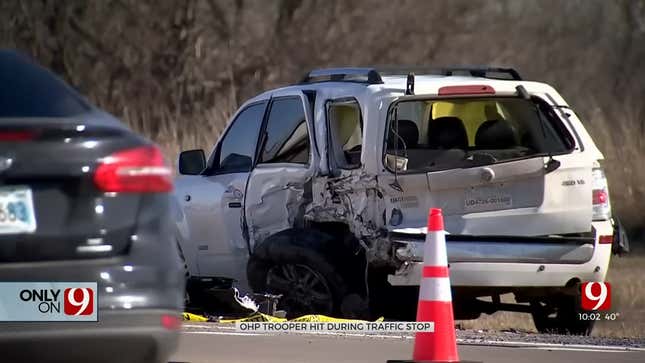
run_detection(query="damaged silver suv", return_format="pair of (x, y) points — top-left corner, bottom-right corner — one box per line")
(173, 67), (616, 335)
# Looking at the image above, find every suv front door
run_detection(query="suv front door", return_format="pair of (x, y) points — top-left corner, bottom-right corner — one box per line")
(178, 101), (266, 284)
(244, 92), (317, 250)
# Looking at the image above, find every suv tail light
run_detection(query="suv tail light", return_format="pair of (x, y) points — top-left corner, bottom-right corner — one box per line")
(438, 85), (496, 96)
(592, 167), (611, 221)
(94, 145), (173, 193)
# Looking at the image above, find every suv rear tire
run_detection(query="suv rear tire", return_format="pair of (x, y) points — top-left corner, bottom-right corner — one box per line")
(247, 229), (368, 319)
(248, 246), (347, 318)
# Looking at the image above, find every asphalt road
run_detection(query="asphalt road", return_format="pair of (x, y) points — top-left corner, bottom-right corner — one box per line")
(170, 324), (645, 363)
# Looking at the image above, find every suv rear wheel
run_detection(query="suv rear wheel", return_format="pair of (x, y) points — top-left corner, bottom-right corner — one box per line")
(247, 229), (369, 319)
(270, 263), (335, 316)
(248, 246), (346, 318)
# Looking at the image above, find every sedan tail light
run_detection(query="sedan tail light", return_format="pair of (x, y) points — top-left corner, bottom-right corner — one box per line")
(161, 314), (182, 330)
(94, 145), (173, 193)
(592, 167), (611, 221)
(0, 130), (37, 141)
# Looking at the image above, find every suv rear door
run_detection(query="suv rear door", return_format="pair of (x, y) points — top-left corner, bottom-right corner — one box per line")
(383, 92), (593, 236)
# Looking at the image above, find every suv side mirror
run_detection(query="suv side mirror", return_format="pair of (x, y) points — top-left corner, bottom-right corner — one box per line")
(178, 149), (206, 175)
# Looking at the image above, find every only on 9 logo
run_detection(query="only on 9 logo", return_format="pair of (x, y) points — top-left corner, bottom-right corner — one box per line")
(581, 282), (611, 311)
(64, 288), (94, 316)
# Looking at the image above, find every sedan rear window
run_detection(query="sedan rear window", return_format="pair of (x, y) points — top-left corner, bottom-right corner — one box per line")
(0, 50), (90, 118)
(385, 97), (575, 172)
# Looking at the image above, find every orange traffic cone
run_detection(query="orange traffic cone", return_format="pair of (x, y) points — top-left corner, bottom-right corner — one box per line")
(388, 208), (464, 363)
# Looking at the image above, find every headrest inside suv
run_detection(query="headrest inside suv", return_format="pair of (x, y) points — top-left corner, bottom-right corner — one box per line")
(475, 119), (518, 149)
(388, 119), (419, 149)
(427, 116), (469, 149)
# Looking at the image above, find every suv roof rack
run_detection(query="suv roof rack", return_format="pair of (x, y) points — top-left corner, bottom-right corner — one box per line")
(378, 66), (522, 80)
(299, 66), (522, 85)
(300, 68), (384, 85)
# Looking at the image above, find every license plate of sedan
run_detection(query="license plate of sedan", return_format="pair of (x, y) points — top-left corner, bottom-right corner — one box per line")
(0, 186), (36, 234)
(464, 193), (512, 212)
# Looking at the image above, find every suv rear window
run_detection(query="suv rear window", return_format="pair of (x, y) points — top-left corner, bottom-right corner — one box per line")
(385, 97), (575, 172)
(0, 51), (90, 118)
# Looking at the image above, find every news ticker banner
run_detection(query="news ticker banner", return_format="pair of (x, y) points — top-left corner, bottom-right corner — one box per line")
(236, 321), (435, 333)
(0, 282), (97, 321)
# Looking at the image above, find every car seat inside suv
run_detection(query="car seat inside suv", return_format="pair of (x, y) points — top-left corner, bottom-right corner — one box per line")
(475, 119), (518, 149)
(427, 116), (469, 150)
(387, 119), (419, 150)
(474, 119), (531, 160)
(419, 116), (468, 169)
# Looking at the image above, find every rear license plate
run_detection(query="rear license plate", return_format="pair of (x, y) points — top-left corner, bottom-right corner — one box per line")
(464, 190), (512, 212)
(0, 186), (36, 234)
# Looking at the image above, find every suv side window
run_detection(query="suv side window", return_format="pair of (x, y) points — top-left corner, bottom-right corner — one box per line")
(328, 100), (363, 169)
(259, 97), (310, 164)
(212, 102), (267, 173)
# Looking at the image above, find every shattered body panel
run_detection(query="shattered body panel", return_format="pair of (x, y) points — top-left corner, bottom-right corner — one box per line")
(306, 171), (391, 263)
(245, 165), (311, 247)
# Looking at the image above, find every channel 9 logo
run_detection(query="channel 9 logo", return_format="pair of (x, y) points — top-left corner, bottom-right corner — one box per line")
(581, 282), (611, 311)
(64, 288), (94, 316)
(0, 282), (97, 321)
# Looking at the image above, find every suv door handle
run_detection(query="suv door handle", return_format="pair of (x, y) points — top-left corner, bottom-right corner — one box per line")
(227, 202), (242, 208)
(224, 187), (243, 199)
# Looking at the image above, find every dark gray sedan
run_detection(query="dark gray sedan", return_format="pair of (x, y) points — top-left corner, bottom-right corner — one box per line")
(0, 50), (184, 363)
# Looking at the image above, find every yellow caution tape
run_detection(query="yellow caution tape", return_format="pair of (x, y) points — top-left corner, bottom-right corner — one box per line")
(216, 312), (384, 324)
(182, 312), (209, 322)
(183, 310), (384, 324)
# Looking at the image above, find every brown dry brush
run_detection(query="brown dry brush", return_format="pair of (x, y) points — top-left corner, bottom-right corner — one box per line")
(1, 0), (644, 239)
